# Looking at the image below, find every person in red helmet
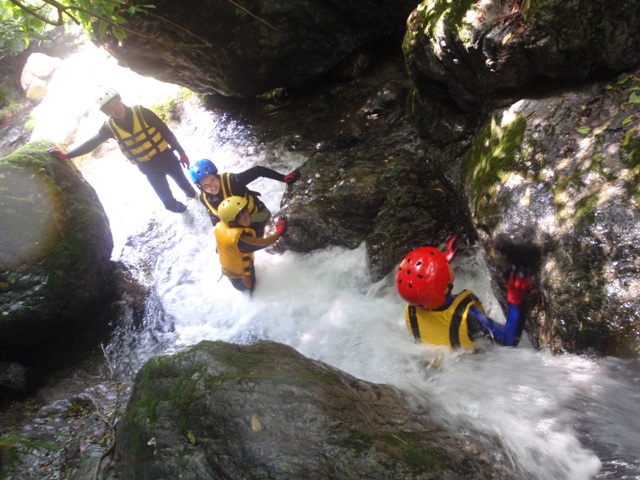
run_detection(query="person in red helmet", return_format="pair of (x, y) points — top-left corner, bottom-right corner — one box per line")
(395, 240), (533, 349)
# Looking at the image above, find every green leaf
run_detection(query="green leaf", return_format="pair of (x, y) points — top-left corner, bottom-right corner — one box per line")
(615, 73), (633, 88)
(112, 26), (126, 41)
(187, 430), (196, 445)
(8, 36), (27, 53)
(576, 126), (591, 135)
(622, 116), (634, 126)
(622, 127), (637, 147)
(628, 92), (640, 104)
(98, 19), (107, 39)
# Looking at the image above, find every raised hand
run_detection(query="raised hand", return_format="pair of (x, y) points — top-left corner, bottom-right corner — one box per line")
(504, 267), (533, 305)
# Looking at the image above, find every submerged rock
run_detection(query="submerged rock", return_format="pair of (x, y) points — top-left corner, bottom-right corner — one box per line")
(113, 340), (519, 479)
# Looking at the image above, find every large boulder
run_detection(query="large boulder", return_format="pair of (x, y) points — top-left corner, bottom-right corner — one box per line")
(102, 0), (417, 97)
(113, 340), (519, 479)
(20, 52), (61, 103)
(403, 0), (640, 143)
(0, 142), (114, 358)
(462, 73), (640, 357)
(246, 53), (477, 281)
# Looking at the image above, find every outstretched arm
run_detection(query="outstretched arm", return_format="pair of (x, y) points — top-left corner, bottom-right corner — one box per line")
(237, 219), (286, 253)
(468, 304), (524, 346)
(468, 269), (533, 346)
(234, 166), (287, 185)
(64, 124), (113, 159)
(238, 232), (280, 253)
(233, 166), (300, 186)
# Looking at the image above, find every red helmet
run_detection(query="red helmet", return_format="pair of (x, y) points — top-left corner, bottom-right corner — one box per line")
(395, 247), (452, 308)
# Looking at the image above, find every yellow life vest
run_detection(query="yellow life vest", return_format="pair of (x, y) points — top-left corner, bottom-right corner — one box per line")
(405, 290), (485, 349)
(214, 221), (255, 280)
(107, 105), (169, 164)
(202, 173), (264, 221)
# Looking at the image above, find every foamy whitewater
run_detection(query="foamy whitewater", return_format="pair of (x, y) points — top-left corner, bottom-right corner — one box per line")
(31, 40), (640, 480)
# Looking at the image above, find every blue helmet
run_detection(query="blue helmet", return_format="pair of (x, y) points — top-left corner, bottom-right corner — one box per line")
(190, 159), (218, 183)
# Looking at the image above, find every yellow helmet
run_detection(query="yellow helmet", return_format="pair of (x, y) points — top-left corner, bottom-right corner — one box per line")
(218, 196), (248, 224)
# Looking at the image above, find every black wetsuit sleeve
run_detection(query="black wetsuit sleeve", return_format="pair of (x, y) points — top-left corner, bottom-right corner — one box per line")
(232, 166), (286, 187)
(66, 124), (113, 158)
(139, 106), (184, 153)
(238, 232), (280, 253)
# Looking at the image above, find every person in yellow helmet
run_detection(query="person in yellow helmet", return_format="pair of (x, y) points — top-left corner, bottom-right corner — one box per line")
(214, 196), (286, 293)
(48, 87), (197, 213)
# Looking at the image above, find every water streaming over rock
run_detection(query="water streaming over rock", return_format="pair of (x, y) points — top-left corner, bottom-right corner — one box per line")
(4, 39), (640, 480)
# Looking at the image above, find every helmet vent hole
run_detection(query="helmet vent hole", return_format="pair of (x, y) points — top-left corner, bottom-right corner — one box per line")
(416, 261), (422, 267)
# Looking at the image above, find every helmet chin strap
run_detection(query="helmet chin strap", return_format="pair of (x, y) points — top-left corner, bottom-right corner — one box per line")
(443, 235), (457, 263)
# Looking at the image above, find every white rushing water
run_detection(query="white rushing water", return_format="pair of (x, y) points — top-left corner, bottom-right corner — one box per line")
(32, 42), (640, 480)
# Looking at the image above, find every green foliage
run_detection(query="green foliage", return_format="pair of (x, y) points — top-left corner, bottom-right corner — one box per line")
(0, 79), (22, 119)
(0, 0), (155, 54)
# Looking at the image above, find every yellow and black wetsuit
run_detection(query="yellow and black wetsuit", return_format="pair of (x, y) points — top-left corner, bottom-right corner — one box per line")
(214, 222), (281, 292)
(65, 105), (196, 211)
(405, 290), (485, 349)
(199, 166), (287, 235)
(106, 105), (169, 164)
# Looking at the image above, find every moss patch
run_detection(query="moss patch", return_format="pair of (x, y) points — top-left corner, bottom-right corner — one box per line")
(464, 110), (527, 219)
(418, 0), (479, 38)
(151, 88), (194, 124)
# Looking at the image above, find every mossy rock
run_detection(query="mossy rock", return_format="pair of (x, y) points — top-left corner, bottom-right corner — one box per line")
(113, 340), (519, 479)
(0, 142), (114, 357)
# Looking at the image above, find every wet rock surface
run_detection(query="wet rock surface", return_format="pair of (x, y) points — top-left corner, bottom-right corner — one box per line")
(104, 0), (417, 98)
(112, 340), (519, 480)
(403, 0), (640, 143)
(0, 143), (115, 360)
(462, 76), (640, 356)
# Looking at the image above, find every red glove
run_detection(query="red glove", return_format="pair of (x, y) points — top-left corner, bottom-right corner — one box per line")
(179, 152), (190, 168)
(442, 235), (457, 263)
(276, 218), (287, 235)
(48, 148), (68, 160)
(504, 268), (533, 305)
(283, 170), (300, 184)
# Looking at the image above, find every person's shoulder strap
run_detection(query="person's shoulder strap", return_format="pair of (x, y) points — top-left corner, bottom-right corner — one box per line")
(449, 290), (477, 348)
(407, 305), (421, 342)
(220, 172), (238, 198)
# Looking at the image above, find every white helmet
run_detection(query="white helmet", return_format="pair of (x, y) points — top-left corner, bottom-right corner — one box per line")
(95, 87), (120, 107)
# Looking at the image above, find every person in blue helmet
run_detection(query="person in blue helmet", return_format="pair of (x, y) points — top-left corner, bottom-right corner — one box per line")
(395, 240), (533, 350)
(48, 87), (197, 213)
(189, 158), (299, 237)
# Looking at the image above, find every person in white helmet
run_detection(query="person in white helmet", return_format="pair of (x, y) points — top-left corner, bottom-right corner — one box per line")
(48, 87), (197, 213)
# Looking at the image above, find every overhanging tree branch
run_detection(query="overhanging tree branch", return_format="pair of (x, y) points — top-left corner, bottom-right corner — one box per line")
(7, 0), (66, 26)
(4, 0), (277, 53)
